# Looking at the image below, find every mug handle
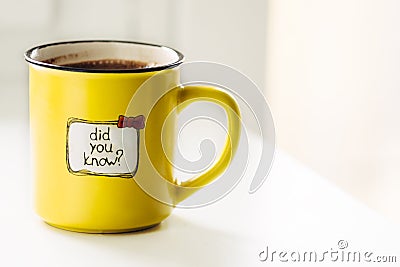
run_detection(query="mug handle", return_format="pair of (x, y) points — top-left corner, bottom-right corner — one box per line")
(176, 86), (241, 188)
(145, 85), (241, 202)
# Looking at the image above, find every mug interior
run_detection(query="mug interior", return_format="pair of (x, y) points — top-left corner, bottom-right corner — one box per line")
(24, 40), (184, 73)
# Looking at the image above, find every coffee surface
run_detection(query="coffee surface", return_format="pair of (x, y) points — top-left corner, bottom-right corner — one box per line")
(51, 59), (150, 70)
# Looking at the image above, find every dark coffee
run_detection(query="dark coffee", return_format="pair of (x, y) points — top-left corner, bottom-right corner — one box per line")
(51, 59), (151, 70)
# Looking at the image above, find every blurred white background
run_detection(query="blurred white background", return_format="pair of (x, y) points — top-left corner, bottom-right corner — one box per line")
(0, 0), (266, 122)
(1, 0), (400, 224)
(266, 0), (400, 224)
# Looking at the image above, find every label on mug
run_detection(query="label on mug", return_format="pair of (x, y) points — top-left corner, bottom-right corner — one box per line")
(66, 115), (145, 178)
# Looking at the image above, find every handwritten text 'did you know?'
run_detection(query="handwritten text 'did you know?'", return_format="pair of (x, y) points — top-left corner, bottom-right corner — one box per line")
(67, 120), (139, 177)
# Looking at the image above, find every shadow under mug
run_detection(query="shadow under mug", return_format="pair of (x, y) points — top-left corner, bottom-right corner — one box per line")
(25, 40), (240, 233)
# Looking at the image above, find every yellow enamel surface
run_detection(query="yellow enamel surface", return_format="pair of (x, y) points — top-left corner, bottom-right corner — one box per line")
(29, 65), (240, 233)
(29, 66), (176, 232)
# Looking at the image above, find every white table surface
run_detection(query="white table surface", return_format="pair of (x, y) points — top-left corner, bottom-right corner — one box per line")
(1, 121), (399, 267)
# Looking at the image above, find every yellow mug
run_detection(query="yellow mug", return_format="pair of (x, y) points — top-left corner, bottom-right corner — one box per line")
(25, 40), (240, 233)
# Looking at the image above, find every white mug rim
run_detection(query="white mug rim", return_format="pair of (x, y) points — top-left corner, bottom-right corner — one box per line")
(24, 40), (185, 73)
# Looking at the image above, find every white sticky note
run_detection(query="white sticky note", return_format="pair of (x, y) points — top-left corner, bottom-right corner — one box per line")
(67, 119), (139, 178)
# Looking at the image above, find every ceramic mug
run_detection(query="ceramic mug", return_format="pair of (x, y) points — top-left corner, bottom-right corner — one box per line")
(25, 40), (240, 233)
